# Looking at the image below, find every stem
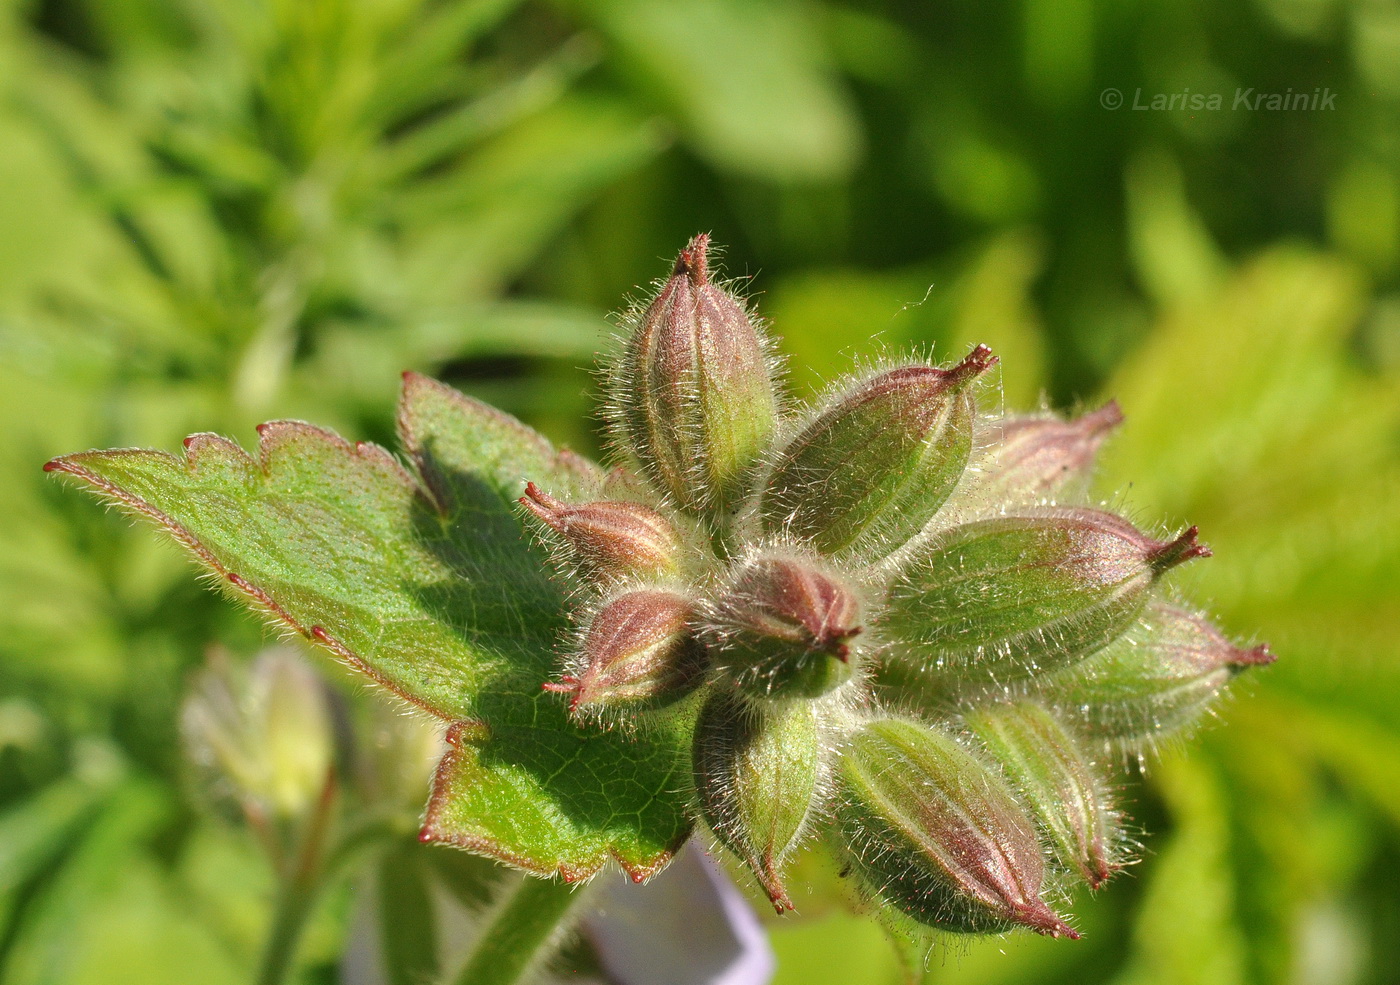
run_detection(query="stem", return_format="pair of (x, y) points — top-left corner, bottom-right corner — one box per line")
(255, 770), (337, 985)
(449, 875), (583, 985)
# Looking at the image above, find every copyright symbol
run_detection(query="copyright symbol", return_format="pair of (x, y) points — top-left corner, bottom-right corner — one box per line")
(1100, 88), (1123, 110)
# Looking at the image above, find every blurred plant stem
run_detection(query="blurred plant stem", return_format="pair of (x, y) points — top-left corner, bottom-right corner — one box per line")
(256, 768), (337, 985)
(449, 874), (583, 985)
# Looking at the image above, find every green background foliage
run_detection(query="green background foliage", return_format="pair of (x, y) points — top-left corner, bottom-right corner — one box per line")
(2, 0), (1398, 982)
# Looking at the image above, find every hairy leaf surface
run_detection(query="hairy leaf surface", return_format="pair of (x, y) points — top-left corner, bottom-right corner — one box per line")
(47, 373), (693, 879)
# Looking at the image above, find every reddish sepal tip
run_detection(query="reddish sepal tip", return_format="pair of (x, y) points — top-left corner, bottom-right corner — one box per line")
(1020, 904), (1080, 939)
(41, 459), (62, 472)
(767, 890), (796, 915)
(1085, 861), (1117, 891)
(519, 482), (567, 530)
(1080, 399), (1126, 435)
(948, 343), (999, 384)
(1236, 642), (1277, 667)
(673, 232), (711, 286)
(1149, 525), (1212, 572)
(541, 676), (580, 694)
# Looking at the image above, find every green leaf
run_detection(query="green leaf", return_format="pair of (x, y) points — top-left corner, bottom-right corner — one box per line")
(47, 373), (695, 880)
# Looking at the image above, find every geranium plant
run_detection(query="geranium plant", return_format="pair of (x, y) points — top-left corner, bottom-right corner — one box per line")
(46, 235), (1273, 982)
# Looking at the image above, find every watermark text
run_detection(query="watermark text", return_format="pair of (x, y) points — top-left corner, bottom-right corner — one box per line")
(1100, 87), (1336, 111)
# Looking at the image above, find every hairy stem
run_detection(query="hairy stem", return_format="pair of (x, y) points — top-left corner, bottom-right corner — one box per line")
(449, 874), (583, 985)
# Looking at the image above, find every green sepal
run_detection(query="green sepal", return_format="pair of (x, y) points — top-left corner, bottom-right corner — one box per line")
(964, 701), (1121, 889)
(882, 509), (1183, 686)
(693, 692), (824, 912)
(832, 718), (1076, 937)
(1042, 601), (1275, 754)
(757, 348), (994, 558)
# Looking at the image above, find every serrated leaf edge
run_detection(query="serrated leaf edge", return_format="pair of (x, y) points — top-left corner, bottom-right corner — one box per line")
(46, 393), (683, 883)
(43, 424), (455, 722)
(397, 371), (602, 511)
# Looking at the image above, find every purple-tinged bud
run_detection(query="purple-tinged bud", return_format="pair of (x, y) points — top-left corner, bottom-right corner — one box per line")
(693, 693), (824, 913)
(961, 402), (1123, 509)
(520, 482), (683, 581)
(545, 589), (706, 721)
(883, 509), (1210, 685)
(965, 702), (1121, 889)
(1044, 601), (1275, 753)
(707, 553), (864, 698)
(833, 718), (1077, 938)
(758, 348), (997, 558)
(611, 234), (777, 517)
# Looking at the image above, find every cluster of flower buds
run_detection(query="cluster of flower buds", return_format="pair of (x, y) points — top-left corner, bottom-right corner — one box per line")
(521, 235), (1274, 941)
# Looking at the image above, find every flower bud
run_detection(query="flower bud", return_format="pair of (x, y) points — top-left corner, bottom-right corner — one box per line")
(693, 693), (823, 912)
(758, 348), (996, 557)
(1044, 601), (1275, 752)
(181, 648), (337, 823)
(833, 718), (1076, 937)
(883, 509), (1210, 685)
(965, 702), (1120, 889)
(707, 553), (864, 698)
(611, 234), (777, 517)
(545, 589), (706, 721)
(520, 482), (683, 581)
(962, 402), (1123, 509)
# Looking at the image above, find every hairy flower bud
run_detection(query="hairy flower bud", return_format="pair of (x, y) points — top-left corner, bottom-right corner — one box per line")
(834, 718), (1077, 938)
(965, 702), (1120, 889)
(693, 693), (824, 912)
(883, 509), (1210, 685)
(520, 482), (683, 581)
(545, 589), (706, 719)
(758, 348), (996, 557)
(611, 234), (777, 517)
(707, 554), (864, 698)
(962, 402), (1123, 509)
(1044, 601), (1275, 752)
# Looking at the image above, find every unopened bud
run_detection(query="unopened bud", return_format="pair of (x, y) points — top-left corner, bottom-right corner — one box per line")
(693, 693), (823, 912)
(520, 482), (683, 581)
(834, 718), (1077, 938)
(611, 234), (777, 517)
(963, 402), (1123, 509)
(708, 553), (864, 698)
(181, 648), (337, 822)
(883, 509), (1210, 684)
(965, 702), (1120, 889)
(1045, 601), (1275, 752)
(758, 348), (996, 557)
(545, 589), (706, 720)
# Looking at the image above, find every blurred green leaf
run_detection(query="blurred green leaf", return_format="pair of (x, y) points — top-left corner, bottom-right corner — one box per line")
(571, 0), (860, 181)
(1110, 755), (1249, 985)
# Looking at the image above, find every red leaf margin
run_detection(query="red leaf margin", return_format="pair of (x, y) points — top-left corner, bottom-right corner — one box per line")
(44, 376), (684, 883)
